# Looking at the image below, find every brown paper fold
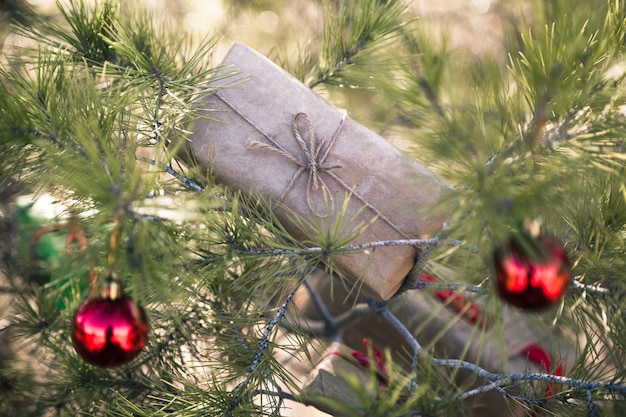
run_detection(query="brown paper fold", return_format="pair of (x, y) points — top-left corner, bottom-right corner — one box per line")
(187, 42), (451, 300)
(300, 342), (391, 417)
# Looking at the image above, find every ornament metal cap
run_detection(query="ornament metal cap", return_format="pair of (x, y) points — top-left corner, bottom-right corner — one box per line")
(523, 218), (542, 238)
(103, 274), (122, 300)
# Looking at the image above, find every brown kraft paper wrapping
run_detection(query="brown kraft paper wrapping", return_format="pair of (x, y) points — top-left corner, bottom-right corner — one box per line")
(299, 342), (384, 417)
(187, 41), (451, 300)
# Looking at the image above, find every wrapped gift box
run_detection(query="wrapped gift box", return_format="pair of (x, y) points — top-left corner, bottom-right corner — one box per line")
(186, 42), (451, 300)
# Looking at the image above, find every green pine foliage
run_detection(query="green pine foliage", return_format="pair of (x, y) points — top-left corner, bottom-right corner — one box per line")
(0, 0), (625, 416)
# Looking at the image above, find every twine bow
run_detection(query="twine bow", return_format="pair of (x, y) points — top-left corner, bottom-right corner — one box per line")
(247, 112), (343, 217)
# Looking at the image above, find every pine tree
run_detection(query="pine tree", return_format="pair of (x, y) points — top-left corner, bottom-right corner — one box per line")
(1, 0), (625, 416)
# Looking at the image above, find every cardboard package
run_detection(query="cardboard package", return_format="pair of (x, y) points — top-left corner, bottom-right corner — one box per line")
(187, 42), (451, 300)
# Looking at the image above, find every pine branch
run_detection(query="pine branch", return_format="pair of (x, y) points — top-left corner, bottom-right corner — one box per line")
(366, 291), (626, 413)
(307, 0), (410, 88)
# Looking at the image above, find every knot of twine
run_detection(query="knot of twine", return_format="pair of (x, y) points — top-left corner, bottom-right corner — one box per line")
(247, 112), (343, 217)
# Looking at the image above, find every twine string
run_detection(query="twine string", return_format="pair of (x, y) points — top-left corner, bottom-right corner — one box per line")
(216, 92), (412, 239)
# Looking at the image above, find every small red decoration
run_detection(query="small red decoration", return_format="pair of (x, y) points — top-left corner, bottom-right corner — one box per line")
(326, 339), (388, 386)
(71, 282), (148, 367)
(351, 338), (388, 387)
(493, 232), (571, 310)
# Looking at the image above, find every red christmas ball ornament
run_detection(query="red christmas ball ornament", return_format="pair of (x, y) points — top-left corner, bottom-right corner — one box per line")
(71, 282), (148, 367)
(493, 231), (571, 310)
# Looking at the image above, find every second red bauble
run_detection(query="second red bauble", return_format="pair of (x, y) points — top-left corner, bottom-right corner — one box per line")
(71, 287), (148, 368)
(493, 233), (571, 310)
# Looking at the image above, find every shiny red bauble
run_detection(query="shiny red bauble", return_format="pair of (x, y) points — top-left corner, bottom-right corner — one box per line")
(71, 286), (148, 367)
(493, 233), (571, 310)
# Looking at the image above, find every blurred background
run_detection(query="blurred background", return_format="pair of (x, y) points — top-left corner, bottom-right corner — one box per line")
(0, 0), (527, 120)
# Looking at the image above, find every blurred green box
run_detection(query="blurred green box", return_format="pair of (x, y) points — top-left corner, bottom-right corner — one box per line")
(15, 194), (90, 309)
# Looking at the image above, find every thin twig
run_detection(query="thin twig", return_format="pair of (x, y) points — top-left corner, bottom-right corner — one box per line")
(571, 279), (612, 294)
(495, 386), (548, 407)
(247, 269), (308, 375)
(164, 165), (205, 192)
(135, 155), (204, 192)
(245, 237), (440, 257)
(228, 267), (309, 413)
(304, 279), (335, 328)
(455, 369), (626, 400)
(251, 389), (298, 403)
(367, 299), (421, 396)
(410, 281), (486, 294)
(289, 302), (374, 337)
(586, 388), (598, 417)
